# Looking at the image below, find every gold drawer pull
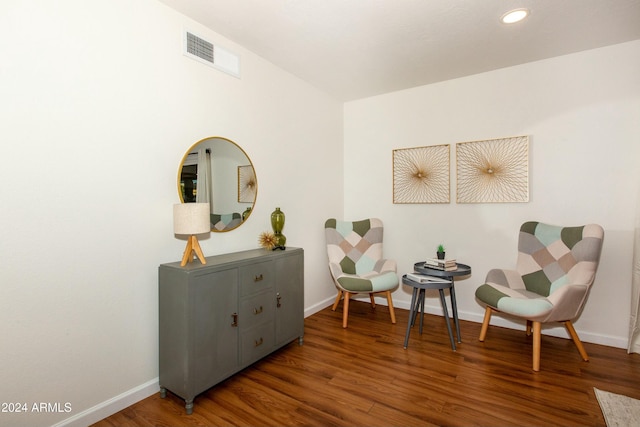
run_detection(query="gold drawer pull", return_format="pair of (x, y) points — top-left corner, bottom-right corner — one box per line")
(253, 306), (263, 315)
(254, 337), (264, 347)
(254, 274), (263, 282)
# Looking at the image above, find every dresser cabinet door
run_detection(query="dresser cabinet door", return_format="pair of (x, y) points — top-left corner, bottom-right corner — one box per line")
(275, 253), (304, 345)
(192, 268), (239, 394)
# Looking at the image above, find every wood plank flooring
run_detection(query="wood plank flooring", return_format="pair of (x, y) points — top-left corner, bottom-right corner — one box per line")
(94, 301), (640, 426)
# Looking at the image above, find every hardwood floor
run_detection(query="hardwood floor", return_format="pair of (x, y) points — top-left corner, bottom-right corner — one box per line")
(94, 301), (640, 426)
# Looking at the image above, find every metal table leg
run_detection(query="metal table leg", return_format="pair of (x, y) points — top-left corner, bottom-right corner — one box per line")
(438, 288), (456, 351)
(449, 282), (461, 343)
(404, 287), (419, 349)
(418, 289), (425, 334)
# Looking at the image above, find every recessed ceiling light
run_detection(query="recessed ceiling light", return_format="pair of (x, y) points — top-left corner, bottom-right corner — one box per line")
(500, 8), (530, 24)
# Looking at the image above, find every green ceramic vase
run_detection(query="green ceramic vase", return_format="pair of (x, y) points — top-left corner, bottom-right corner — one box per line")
(242, 207), (252, 221)
(270, 207), (286, 248)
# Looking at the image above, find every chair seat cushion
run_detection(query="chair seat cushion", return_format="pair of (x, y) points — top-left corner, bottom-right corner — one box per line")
(336, 271), (399, 292)
(476, 283), (553, 318)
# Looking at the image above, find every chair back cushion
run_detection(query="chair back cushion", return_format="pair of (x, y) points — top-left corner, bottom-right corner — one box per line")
(516, 221), (604, 296)
(325, 218), (385, 275)
(211, 212), (242, 231)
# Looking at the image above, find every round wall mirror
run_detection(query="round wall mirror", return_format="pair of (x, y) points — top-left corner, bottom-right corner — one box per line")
(178, 136), (257, 232)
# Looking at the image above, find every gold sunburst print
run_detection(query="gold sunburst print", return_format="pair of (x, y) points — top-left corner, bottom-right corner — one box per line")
(393, 144), (450, 203)
(456, 136), (529, 203)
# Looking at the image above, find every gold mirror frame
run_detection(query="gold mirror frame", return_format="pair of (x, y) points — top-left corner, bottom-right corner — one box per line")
(177, 136), (257, 232)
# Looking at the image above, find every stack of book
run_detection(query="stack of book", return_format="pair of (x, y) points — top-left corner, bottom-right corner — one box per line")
(406, 273), (452, 284)
(424, 258), (458, 271)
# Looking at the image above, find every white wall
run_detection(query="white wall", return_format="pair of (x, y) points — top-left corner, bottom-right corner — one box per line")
(344, 40), (640, 349)
(0, 1), (342, 426)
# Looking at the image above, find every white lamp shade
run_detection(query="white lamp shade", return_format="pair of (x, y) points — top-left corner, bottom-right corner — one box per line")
(173, 203), (210, 235)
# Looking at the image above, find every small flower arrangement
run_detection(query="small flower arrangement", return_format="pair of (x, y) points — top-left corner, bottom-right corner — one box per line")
(258, 231), (278, 250)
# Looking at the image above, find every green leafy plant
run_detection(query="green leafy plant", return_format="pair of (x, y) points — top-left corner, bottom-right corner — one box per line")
(437, 244), (445, 253)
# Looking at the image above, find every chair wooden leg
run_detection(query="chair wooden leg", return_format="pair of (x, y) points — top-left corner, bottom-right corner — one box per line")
(526, 320), (533, 336)
(332, 290), (343, 311)
(386, 291), (396, 324)
(479, 306), (493, 342)
(565, 321), (589, 361)
(369, 294), (376, 308)
(532, 321), (541, 371)
(342, 292), (351, 328)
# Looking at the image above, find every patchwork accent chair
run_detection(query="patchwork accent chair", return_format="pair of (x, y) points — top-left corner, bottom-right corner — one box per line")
(475, 221), (604, 371)
(325, 218), (399, 328)
(211, 212), (242, 231)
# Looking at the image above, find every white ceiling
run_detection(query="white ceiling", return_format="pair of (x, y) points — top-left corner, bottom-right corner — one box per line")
(159, 0), (640, 102)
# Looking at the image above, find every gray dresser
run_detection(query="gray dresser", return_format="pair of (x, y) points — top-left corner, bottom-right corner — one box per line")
(158, 247), (304, 414)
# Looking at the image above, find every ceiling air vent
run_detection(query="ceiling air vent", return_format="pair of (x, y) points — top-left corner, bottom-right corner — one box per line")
(183, 30), (240, 78)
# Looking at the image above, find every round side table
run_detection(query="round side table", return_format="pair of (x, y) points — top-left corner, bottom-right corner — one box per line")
(403, 263), (471, 350)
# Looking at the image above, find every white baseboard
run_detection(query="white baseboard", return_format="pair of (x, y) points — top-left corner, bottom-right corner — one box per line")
(52, 378), (159, 427)
(304, 296), (335, 318)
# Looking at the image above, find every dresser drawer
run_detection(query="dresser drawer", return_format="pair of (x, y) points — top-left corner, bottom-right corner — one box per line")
(240, 290), (275, 330)
(240, 321), (275, 365)
(240, 261), (274, 296)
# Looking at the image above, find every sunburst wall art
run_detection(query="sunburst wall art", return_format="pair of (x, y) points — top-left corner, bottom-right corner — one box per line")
(456, 135), (529, 203)
(238, 165), (257, 203)
(393, 144), (450, 204)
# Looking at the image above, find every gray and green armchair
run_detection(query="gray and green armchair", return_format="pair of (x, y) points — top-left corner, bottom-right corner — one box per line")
(475, 221), (604, 371)
(325, 218), (399, 328)
(211, 212), (242, 231)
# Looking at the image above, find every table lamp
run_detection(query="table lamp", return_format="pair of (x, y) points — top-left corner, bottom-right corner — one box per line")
(173, 203), (210, 267)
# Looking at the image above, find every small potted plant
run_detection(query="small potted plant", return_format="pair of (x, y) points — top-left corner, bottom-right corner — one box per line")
(437, 244), (446, 260)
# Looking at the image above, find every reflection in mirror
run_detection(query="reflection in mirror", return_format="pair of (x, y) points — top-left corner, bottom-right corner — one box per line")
(178, 137), (257, 232)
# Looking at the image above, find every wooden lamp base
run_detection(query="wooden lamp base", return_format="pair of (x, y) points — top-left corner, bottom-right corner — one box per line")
(180, 235), (207, 267)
